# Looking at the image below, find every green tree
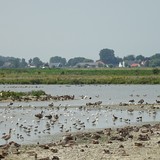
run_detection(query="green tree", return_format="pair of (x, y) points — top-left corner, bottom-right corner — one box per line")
(10, 58), (20, 68)
(136, 55), (145, 61)
(99, 48), (118, 66)
(149, 59), (160, 67)
(19, 58), (28, 68)
(0, 60), (4, 67)
(32, 57), (43, 68)
(67, 57), (93, 67)
(83, 59), (94, 63)
(144, 59), (150, 67)
(49, 56), (66, 66)
(28, 59), (32, 65)
(149, 53), (160, 67)
(124, 55), (135, 61)
(150, 53), (160, 59)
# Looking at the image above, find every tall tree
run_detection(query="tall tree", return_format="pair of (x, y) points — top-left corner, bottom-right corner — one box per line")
(83, 59), (94, 63)
(99, 48), (118, 65)
(67, 57), (93, 67)
(28, 59), (32, 65)
(10, 58), (20, 68)
(49, 56), (66, 66)
(12, 58), (20, 68)
(124, 55), (135, 61)
(150, 53), (160, 59)
(136, 55), (145, 61)
(0, 60), (4, 67)
(149, 53), (160, 67)
(19, 58), (28, 68)
(32, 57), (43, 68)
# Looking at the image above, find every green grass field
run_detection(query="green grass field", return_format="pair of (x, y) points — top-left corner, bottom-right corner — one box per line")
(0, 68), (159, 84)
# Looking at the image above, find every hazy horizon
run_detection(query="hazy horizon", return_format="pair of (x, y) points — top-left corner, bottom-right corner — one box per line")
(0, 0), (160, 62)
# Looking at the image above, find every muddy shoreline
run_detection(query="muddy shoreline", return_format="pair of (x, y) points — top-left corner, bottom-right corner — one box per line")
(3, 122), (160, 160)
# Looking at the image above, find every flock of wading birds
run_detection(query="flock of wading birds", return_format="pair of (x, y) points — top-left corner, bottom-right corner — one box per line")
(0, 93), (160, 159)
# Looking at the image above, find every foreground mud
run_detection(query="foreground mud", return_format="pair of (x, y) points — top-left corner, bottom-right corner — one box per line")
(1, 121), (160, 160)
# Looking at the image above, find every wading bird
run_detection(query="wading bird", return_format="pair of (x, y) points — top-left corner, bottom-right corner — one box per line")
(2, 128), (12, 144)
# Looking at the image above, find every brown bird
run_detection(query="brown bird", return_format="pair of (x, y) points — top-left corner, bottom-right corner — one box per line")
(45, 114), (52, 119)
(35, 111), (43, 119)
(138, 99), (144, 104)
(129, 99), (135, 103)
(156, 100), (160, 103)
(112, 114), (118, 121)
(2, 128), (12, 144)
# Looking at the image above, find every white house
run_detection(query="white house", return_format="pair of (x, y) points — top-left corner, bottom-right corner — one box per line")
(119, 61), (125, 67)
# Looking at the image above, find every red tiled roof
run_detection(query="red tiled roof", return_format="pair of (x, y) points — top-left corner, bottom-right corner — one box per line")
(131, 63), (140, 67)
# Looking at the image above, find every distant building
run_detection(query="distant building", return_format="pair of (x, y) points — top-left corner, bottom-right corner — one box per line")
(75, 62), (97, 68)
(75, 61), (106, 68)
(28, 64), (36, 68)
(49, 63), (63, 68)
(42, 63), (50, 68)
(95, 60), (106, 67)
(119, 61), (125, 67)
(130, 63), (140, 67)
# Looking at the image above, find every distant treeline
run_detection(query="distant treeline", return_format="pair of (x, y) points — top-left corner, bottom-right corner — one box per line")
(0, 48), (160, 68)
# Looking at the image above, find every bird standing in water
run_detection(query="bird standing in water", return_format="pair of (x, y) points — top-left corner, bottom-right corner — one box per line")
(2, 128), (12, 144)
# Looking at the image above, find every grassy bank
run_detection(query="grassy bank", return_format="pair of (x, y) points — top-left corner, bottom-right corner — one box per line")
(0, 68), (160, 84)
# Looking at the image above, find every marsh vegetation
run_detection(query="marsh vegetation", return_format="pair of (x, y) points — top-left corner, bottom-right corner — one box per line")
(0, 68), (159, 84)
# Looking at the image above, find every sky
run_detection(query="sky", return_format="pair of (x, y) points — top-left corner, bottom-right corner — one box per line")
(0, 0), (160, 62)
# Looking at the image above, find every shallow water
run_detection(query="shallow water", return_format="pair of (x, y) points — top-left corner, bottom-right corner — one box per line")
(0, 84), (160, 106)
(0, 84), (160, 145)
(0, 106), (159, 145)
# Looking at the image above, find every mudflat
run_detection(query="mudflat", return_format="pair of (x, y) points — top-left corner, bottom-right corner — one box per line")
(1, 103), (160, 160)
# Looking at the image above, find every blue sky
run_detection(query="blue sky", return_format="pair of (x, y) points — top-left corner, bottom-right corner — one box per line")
(0, 0), (160, 62)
